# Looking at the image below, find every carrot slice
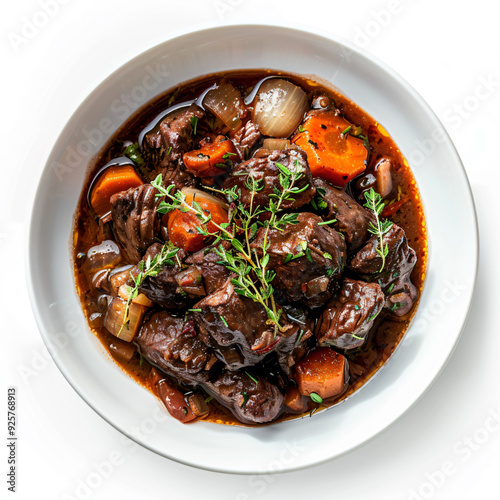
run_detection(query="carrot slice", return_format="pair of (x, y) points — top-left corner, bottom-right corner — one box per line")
(183, 135), (239, 177)
(90, 165), (143, 217)
(166, 192), (229, 252)
(284, 387), (309, 413)
(292, 112), (368, 187)
(295, 347), (347, 399)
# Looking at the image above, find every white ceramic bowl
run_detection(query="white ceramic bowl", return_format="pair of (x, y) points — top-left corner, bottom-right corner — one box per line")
(27, 24), (478, 474)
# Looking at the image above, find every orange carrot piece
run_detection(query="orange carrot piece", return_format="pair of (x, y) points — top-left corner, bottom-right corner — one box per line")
(183, 135), (239, 177)
(284, 387), (309, 413)
(90, 165), (143, 217)
(292, 112), (368, 187)
(166, 193), (228, 252)
(295, 347), (347, 399)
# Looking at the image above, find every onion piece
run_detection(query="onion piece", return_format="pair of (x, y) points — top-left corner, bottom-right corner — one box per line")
(203, 81), (246, 130)
(108, 265), (134, 296)
(253, 79), (308, 138)
(262, 138), (291, 150)
(118, 285), (154, 307)
(175, 267), (206, 296)
(109, 340), (136, 363)
(187, 393), (210, 417)
(92, 269), (110, 291)
(180, 187), (229, 210)
(104, 297), (146, 342)
(375, 159), (393, 198)
(305, 276), (330, 297)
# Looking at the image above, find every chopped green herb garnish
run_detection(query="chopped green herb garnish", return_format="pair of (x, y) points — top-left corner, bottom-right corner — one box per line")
(220, 315), (229, 327)
(341, 125), (352, 136)
(124, 142), (145, 166)
(310, 392), (323, 404)
(222, 152), (237, 159)
(190, 116), (198, 135)
(390, 301), (407, 312)
(298, 124), (305, 133)
(354, 304), (360, 310)
(245, 372), (259, 385)
(294, 329), (305, 347)
(188, 308), (202, 312)
(318, 219), (337, 226)
(305, 247), (313, 263)
(387, 283), (395, 294)
(367, 312), (379, 322)
(240, 391), (249, 408)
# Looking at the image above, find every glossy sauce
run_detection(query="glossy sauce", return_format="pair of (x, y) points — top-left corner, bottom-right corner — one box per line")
(73, 70), (427, 426)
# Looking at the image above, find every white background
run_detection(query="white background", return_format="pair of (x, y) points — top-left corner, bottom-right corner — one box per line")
(2, 1), (499, 499)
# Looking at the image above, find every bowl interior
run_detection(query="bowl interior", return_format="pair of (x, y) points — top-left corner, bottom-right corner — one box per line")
(28, 24), (477, 474)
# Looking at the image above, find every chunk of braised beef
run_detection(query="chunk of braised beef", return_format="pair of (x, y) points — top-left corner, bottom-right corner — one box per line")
(192, 277), (299, 369)
(145, 105), (205, 164)
(349, 224), (418, 316)
(160, 163), (196, 191)
(204, 370), (284, 424)
(315, 278), (385, 349)
(184, 245), (232, 295)
(110, 184), (159, 262)
(275, 322), (313, 377)
(314, 178), (372, 251)
(222, 149), (315, 210)
(134, 243), (192, 309)
(250, 212), (346, 309)
(135, 311), (214, 384)
(231, 119), (261, 151)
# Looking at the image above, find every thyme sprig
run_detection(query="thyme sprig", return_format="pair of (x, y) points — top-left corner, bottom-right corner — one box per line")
(119, 241), (179, 336)
(151, 176), (235, 241)
(363, 188), (393, 273)
(150, 159), (308, 334)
